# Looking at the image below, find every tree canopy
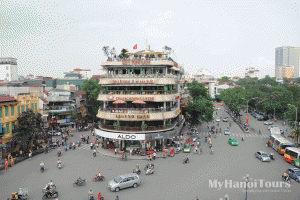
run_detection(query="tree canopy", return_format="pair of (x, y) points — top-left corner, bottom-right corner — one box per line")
(217, 76), (230, 82)
(82, 78), (105, 120)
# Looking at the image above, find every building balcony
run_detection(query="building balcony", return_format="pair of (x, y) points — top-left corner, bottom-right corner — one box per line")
(101, 57), (175, 67)
(97, 106), (181, 121)
(97, 91), (179, 102)
(98, 122), (178, 133)
(99, 76), (179, 85)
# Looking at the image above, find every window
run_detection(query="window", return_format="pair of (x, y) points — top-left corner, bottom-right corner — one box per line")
(0, 107), (2, 117)
(31, 103), (34, 110)
(18, 106), (20, 114)
(5, 106), (8, 116)
(11, 106), (14, 116)
(6, 124), (9, 133)
(21, 106), (24, 112)
(35, 103), (37, 111)
(26, 105), (28, 110)
(128, 177), (134, 181)
(12, 122), (15, 130)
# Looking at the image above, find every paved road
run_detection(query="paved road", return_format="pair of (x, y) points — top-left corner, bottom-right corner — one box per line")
(0, 104), (299, 200)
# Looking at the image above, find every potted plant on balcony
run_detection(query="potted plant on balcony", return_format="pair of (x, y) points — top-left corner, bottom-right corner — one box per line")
(158, 54), (162, 58)
(150, 54), (155, 58)
(141, 123), (148, 131)
(167, 121), (172, 127)
(113, 122), (120, 130)
(134, 54), (138, 58)
(145, 54), (149, 59)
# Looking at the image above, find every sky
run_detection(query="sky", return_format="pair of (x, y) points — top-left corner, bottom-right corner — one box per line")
(1, 0), (300, 79)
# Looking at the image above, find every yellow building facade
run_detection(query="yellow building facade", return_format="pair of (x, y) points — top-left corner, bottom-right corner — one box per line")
(0, 94), (41, 144)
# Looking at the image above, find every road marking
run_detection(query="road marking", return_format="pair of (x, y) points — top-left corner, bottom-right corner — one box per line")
(246, 134), (249, 137)
(260, 135), (264, 138)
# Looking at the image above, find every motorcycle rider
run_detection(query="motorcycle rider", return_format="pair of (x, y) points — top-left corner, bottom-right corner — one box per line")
(57, 158), (61, 167)
(88, 189), (94, 199)
(242, 135), (245, 141)
(185, 154), (189, 163)
(40, 161), (45, 171)
(283, 172), (289, 181)
(93, 149), (96, 156)
(91, 142), (94, 150)
(64, 143), (68, 151)
(73, 142), (76, 148)
(211, 147), (214, 154)
(136, 164), (140, 173)
(76, 177), (82, 185)
(45, 183), (53, 197)
(97, 171), (102, 179)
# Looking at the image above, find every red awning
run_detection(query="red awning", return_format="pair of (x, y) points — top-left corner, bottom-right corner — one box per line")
(175, 96), (180, 99)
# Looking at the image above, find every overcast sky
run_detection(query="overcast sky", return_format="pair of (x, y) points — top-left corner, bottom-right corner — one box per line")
(1, 0), (300, 78)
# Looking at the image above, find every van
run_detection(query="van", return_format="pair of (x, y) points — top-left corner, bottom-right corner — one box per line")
(108, 173), (141, 192)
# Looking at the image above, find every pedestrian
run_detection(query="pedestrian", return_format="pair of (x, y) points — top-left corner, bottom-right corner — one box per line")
(259, 129), (261, 134)
(97, 143), (99, 153)
(199, 147), (202, 154)
(124, 153), (127, 161)
(87, 135), (89, 140)
(153, 151), (156, 160)
(115, 148), (117, 155)
(98, 192), (102, 200)
(5, 159), (8, 170)
(29, 151), (32, 161)
(130, 148), (132, 156)
(11, 157), (14, 166)
(62, 141), (64, 147)
(115, 195), (119, 200)
(64, 137), (67, 143)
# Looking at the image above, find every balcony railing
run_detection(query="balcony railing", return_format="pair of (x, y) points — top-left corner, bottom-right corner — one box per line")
(104, 57), (173, 62)
(100, 73), (180, 79)
(103, 90), (177, 95)
(100, 105), (179, 114)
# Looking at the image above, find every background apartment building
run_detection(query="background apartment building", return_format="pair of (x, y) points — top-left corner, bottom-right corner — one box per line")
(275, 46), (300, 79)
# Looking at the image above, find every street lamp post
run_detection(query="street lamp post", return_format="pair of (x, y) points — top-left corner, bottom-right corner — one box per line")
(241, 98), (254, 113)
(243, 174), (253, 200)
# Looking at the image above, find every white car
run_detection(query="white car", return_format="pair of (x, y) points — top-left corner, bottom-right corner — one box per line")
(224, 128), (230, 135)
(268, 126), (277, 130)
(216, 117), (220, 122)
(264, 121), (273, 125)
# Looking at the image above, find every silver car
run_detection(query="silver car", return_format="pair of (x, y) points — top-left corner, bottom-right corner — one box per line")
(224, 128), (230, 135)
(216, 117), (220, 122)
(255, 151), (270, 162)
(264, 121), (273, 125)
(108, 173), (141, 192)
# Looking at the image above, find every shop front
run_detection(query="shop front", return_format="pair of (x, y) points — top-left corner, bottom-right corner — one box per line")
(94, 129), (145, 152)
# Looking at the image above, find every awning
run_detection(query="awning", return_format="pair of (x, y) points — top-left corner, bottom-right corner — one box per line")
(132, 100), (146, 104)
(113, 100), (127, 104)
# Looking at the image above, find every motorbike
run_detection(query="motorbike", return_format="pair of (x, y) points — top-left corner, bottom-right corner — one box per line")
(8, 188), (28, 200)
(40, 166), (45, 173)
(89, 195), (95, 200)
(133, 168), (141, 174)
(64, 147), (68, 152)
(194, 148), (198, 154)
(58, 163), (62, 169)
(42, 185), (56, 193)
(73, 145), (76, 150)
(282, 175), (291, 184)
(146, 168), (154, 175)
(93, 152), (96, 157)
(205, 137), (207, 142)
(78, 143), (81, 147)
(91, 145), (94, 150)
(69, 145), (72, 149)
(144, 164), (155, 171)
(242, 137), (244, 141)
(42, 191), (58, 200)
(57, 152), (61, 157)
(270, 153), (275, 160)
(183, 158), (189, 164)
(73, 179), (86, 187)
(93, 175), (105, 182)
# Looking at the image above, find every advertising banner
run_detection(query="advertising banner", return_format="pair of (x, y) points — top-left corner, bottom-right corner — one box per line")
(95, 129), (145, 140)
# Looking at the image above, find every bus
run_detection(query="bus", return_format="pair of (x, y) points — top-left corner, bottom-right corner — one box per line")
(284, 147), (300, 167)
(270, 134), (282, 147)
(272, 136), (295, 155)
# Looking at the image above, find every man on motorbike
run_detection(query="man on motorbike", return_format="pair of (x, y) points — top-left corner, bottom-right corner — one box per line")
(40, 161), (45, 171)
(91, 142), (94, 149)
(242, 135), (245, 141)
(185, 154), (189, 163)
(97, 171), (102, 179)
(45, 183), (53, 197)
(73, 142), (76, 148)
(57, 158), (61, 167)
(283, 172), (289, 181)
(64, 143), (68, 151)
(88, 189), (94, 199)
(93, 149), (96, 156)
(76, 177), (82, 185)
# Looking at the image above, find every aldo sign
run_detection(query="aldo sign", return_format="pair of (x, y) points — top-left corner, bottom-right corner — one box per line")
(94, 129), (145, 140)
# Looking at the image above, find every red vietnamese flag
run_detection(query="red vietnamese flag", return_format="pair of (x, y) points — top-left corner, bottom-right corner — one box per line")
(133, 44), (137, 49)
(246, 115), (249, 124)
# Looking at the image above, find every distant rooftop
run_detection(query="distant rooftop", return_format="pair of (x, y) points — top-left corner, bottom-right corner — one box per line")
(0, 57), (17, 65)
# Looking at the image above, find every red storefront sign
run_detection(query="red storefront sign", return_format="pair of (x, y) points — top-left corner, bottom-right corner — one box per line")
(112, 79), (154, 84)
(115, 97), (154, 101)
(122, 59), (151, 65)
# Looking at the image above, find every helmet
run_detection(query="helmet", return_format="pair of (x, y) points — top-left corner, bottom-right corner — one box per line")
(90, 189), (92, 191)
(98, 171), (100, 173)
(116, 195), (118, 198)
(78, 177), (80, 179)
(50, 180), (52, 182)
(58, 158), (60, 160)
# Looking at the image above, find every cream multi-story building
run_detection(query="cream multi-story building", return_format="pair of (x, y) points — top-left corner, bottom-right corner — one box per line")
(0, 58), (18, 82)
(275, 46), (300, 79)
(95, 45), (184, 152)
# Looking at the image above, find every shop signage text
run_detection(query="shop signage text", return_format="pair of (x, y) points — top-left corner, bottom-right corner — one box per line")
(117, 135), (136, 140)
(122, 59), (151, 65)
(116, 114), (150, 119)
(115, 97), (154, 101)
(112, 79), (154, 84)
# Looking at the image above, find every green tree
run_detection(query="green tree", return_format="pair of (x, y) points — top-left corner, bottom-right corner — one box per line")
(217, 76), (230, 82)
(13, 110), (43, 148)
(118, 48), (129, 59)
(158, 54), (162, 58)
(145, 54), (149, 58)
(259, 75), (277, 86)
(70, 108), (79, 121)
(187, 81), (210, 99)
(183, 96), (214, 127)
(82, 78), (105, 121)
(150, 54), (155, 58)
